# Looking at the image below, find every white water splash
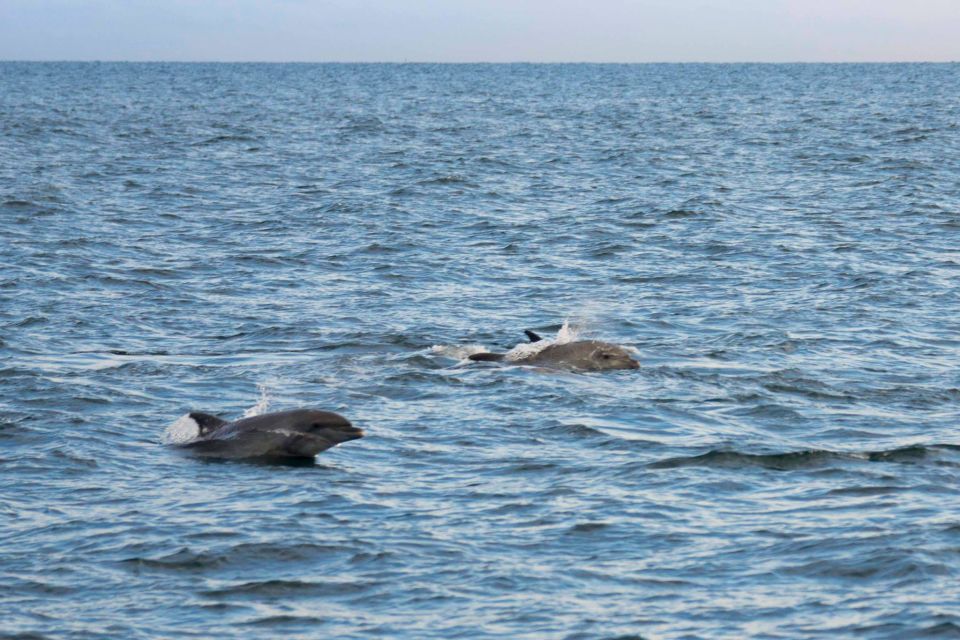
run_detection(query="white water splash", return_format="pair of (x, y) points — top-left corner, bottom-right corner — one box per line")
(161, 414), (201, 445)
(505, 319), (583, 361)
(242, 383), (272, 418)
(554, 318), (583, 344)
(432, 319), (590, 363)
(503, 341), (548, 361)
(430, 344), (490, 361)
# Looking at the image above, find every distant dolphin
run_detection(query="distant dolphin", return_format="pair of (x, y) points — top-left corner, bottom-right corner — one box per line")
(172, 409), (363, 460)
(469, 330), (639, 371)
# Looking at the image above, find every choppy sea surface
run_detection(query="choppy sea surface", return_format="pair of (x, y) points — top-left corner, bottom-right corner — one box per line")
(2, 62), (960, 639)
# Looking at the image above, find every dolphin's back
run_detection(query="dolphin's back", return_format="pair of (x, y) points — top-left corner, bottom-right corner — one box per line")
(467, 352), (506, 362)
(523, 341), (605, 365)
(522, 341), (639, 371)
(212, 409), (348, 439)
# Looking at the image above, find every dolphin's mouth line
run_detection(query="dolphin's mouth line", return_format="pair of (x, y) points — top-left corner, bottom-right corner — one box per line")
(272, 427), (364, 437)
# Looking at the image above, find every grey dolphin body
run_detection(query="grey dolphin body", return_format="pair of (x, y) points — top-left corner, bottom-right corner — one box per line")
(469, 338), (639, 371)
(178, 408), (363, 459)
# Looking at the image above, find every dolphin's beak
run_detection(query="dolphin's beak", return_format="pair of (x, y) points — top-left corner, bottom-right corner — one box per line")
(628, 359), (640, 369)
(306, 411), (363, 439)
(330, 424), (365, 441)
(308, 418), (364, 445)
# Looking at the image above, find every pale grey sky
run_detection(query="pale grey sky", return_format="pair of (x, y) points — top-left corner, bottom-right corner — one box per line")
(1, 0), (957, 62)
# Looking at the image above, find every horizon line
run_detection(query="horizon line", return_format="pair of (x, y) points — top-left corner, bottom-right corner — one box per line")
(2, 59), (958, 65)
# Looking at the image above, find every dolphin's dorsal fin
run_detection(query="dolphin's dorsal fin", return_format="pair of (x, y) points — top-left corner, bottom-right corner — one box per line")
(524, 330), (544, 343)
(468, 352), (506, 362)
(189, 412), (228, 436)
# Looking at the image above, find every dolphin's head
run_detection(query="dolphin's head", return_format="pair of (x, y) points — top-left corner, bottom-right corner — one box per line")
(589, 344), (640, 370)
(298, 410), (365, 446)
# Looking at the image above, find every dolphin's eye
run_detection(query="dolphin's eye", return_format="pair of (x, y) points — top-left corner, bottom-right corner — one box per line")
(601, 353), (613, 359)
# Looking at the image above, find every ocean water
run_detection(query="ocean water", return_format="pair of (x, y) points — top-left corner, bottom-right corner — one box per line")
(1, 62), (959, 639)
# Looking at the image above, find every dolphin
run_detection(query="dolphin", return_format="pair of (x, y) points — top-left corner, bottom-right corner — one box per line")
(172, 408), (363, 460)
(469, 331), (639, 371)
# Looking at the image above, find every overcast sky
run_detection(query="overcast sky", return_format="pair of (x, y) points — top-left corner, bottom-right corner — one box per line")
(1, 0), (957, 63)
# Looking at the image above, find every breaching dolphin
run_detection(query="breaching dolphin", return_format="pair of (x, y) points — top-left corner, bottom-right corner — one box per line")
(468, 330), (639, 371)
(172, 408), (363, 459)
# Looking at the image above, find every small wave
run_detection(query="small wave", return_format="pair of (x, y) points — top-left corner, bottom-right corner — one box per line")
(242, 615), (326, 627)
(10, 316), (48, 328)
(193, 134), (258, 145)
(650, 449), (841, 470)
(781, 552), (945, 582)
(202, 578), (374, 598)
(417, 174), (475, 187)
(826, 485), (906, 497)
(650, 444), (960, 471)
(543, 422), (609, 439)
(338, 115), (384, 133)
(476, 155), (513, 167)
(355, 242), (402, 254)
(122, 542), (352, 572)
(664, 208), (701, 218)
(49, 448), (98, 469)
(0, 578), (75, 597)
(507, 460), (557, 473)
(567, 521), (612, 534)
(123, 547), (230, 571)
(589, 243), (631, 257)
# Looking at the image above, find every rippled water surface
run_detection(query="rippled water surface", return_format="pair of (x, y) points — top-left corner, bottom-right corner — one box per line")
(2, 62), (960, 639)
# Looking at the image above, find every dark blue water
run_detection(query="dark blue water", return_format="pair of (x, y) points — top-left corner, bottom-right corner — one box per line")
(2, 62), (960, 639)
